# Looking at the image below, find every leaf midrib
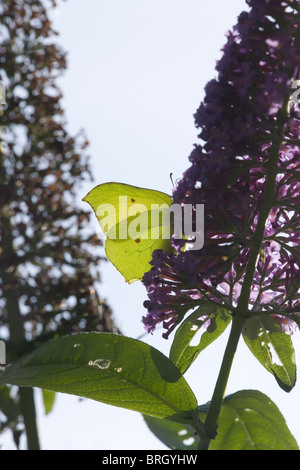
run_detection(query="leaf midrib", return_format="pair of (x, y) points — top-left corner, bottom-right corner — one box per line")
(1, 361), (195, 418)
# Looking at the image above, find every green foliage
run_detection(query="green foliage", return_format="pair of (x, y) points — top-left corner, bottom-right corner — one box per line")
(41, 390), (56, 416)
(209, 390), (299, 450)
(0, 333), (198, 424)
(144, 390), (298, 450)
(143, 414), (200, 450)
(169, 303), (232, 374)
(1, 329), (298, 450)
(243, 316), (296, 392)
(0, 385), (22, 448)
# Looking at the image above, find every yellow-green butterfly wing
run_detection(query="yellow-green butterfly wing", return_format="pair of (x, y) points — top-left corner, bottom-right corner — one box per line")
(82, 182), (173, 283)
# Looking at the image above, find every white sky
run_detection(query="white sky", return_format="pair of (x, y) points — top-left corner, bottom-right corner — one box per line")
(3, 0), (300, 450)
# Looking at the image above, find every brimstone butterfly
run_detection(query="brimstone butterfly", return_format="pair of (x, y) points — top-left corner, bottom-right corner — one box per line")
(82, 182), (173, 283)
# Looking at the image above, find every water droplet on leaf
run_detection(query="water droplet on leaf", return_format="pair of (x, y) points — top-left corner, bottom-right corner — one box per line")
(91, 358), (111, 369)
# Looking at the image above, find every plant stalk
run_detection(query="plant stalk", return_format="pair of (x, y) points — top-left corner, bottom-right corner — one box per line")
(19, 388), (40, 450)
(198, 314), (245, 449)
(0, 210), (41, 450)
(197, 95), (289, 450)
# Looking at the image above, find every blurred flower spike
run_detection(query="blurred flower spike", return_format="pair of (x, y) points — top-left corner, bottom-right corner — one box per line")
(142, 0), (300, 338)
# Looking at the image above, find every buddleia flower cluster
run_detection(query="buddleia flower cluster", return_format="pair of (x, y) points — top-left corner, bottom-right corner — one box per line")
(142, 0), (300, 339)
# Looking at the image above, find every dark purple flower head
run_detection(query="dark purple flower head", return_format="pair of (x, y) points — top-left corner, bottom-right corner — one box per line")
(142, 0), (300, 338)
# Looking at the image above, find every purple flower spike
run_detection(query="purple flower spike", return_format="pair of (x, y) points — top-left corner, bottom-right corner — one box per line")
(142, 0), (300, 338)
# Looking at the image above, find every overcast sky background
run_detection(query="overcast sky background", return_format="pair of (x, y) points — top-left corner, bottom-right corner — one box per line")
(3, 0), (300, 450)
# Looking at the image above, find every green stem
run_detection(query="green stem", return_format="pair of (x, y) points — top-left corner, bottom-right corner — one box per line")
(197, 96), (289, 450)
(198, 314), (245, 450)
(19, 388), (40, 450)
(236, 97), (289, 315)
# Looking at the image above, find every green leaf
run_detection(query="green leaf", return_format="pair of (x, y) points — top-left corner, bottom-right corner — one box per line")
(209, 390), (299, 450)
(0, 385), (21, 431)
(143, 404), (208, 449)
(0, 332), (198, 423)
(82, 182), (173, 283)
(41, 389), (56, 415)
(242, 316), (296, 392)
(143, 415), (200, 450)
(169, 304), (232, 374)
